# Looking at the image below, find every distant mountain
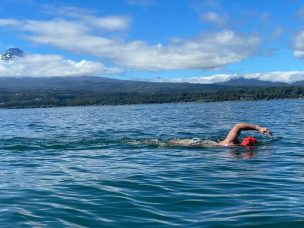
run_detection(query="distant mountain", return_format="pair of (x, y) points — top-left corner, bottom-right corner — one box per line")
(1, 48), (24, 61)
(0, 76), (227, 93)
(216, 78), (288, 87)
(292, 80), (304, 86)
(0, 76), (301, 93)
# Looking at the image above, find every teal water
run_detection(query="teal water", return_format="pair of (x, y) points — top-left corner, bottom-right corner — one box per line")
(0, 99), (303, 227)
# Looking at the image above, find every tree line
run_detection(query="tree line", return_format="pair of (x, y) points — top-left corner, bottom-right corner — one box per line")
(0, 86), (303, 108)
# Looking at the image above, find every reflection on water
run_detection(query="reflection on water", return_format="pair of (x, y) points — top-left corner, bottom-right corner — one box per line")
(0, 99), (303, 227)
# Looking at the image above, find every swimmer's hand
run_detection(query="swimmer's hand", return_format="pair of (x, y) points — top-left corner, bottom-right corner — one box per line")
(258, 126), (272, 136)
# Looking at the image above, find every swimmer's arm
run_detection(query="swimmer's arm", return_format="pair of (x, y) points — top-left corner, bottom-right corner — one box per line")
(220, 123), (272, 145)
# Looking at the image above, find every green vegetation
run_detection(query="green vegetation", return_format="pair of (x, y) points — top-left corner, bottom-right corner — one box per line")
(0, 86), (303, 109)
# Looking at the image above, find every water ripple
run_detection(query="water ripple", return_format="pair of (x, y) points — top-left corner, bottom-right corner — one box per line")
(0, 100), (303, 226)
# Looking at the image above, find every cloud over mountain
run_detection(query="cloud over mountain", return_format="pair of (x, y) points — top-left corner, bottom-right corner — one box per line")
(0, 53), (116, 77)
(157, 71), (304, 84)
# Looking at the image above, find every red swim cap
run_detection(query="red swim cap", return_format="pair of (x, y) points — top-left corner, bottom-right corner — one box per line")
(241, 136), (257, 146)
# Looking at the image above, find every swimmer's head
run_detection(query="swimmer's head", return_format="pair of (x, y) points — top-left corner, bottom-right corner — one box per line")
(241, 136), (257, 146)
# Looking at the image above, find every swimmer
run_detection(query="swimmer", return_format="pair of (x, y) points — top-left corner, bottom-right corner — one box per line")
(168, 122), (272, 147)
(219, 122), (272, 146)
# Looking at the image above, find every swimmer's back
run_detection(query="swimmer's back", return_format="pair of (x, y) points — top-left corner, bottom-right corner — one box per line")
(169, 138), (218, 147)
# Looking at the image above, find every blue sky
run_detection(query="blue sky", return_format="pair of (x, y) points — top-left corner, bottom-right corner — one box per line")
(0, 0), (304, 83)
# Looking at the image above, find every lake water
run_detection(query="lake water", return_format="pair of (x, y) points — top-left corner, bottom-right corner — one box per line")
(0, 99), (303, 227)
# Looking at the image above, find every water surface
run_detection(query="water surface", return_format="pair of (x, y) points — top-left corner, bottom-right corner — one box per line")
(0, 99), (303, 227)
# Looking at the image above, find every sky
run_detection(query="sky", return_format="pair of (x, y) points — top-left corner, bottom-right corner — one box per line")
(0, 0), (304, 83)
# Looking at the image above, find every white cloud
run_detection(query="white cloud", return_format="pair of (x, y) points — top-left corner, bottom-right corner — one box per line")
(41, 5), (95, 18)
(243, 71), (304, 83)
(293, 30), (304, 58)
(0, 54), (118, 77)
(293, 50), (304, 58)
(0, 15), (260, 71)
(157, 71), (304, 84)
(83, 15), (131, 31)
(0, 19), (21, 26)
(200, 11), (229, 27)
(41, 5), (131, 31)
(0, 18), (260, 70)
